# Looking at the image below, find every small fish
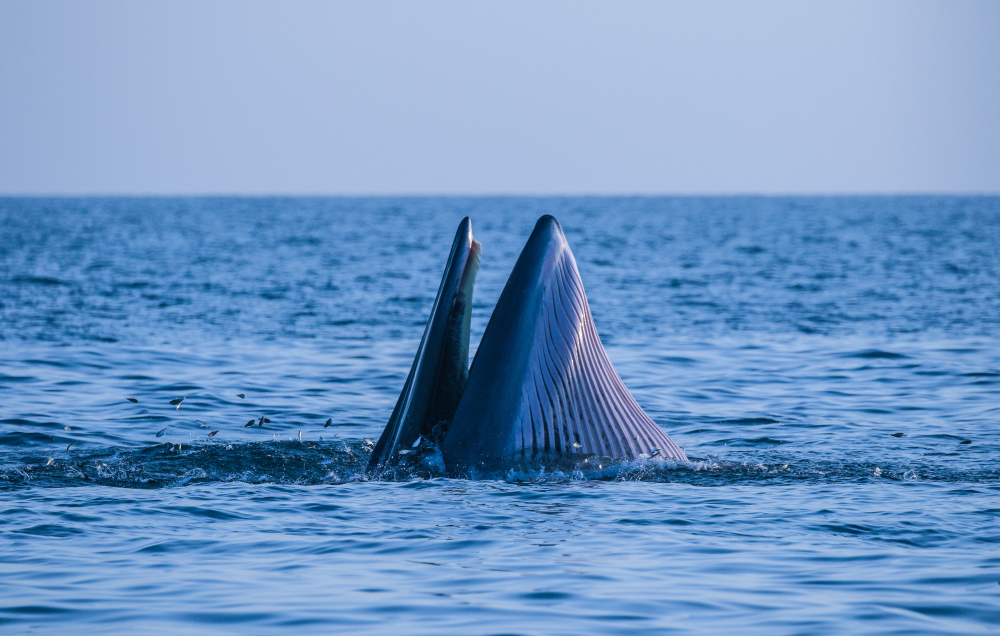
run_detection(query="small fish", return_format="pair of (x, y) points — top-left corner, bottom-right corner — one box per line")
(298, 430), (302, 442)
(245, 420), (255, 427)
(169, 397), (185, 409)
(126, 397), (138, 403)
(208, 430), (219, 437)
(264, 418), (271, 424)
(363, 438), (374, 447)
(572, 442), (581, 448)
(177, 443), (182, 451)
(236, 394), (245, 399)
(66, 442), (77, 451)
(46, 458), (55, 466)
(890, 432), (904, 438)
(412, 436), (422, 448)
(398, 449), (412, 455)
(64, 426), (71, 431)
(156, 427), (167, 437)
(324, 418), (332, 428)
(960, 440), (972, 445)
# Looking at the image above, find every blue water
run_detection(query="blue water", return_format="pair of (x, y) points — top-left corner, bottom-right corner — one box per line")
(1, 196), (998, 635)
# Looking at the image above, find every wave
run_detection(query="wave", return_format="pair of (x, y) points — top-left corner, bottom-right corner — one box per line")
(1, 439), (994, 490)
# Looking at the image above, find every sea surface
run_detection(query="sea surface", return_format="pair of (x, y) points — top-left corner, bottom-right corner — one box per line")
(1, 196), (998, 635)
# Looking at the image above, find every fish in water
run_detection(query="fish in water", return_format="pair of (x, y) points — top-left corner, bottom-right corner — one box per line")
(325, 418), (332, 428)
(236, 394), (245, 399)
(890, 432), (904, 437)
(170, 397), (185, 409)
(245, 420), (255, 427)
(208, 430), (219, 437)
(46, 458), (55, 466)
(156, 427), (167, 437)
(126, 397), (138, 403)
(258, 416), (271, 427)
(367, 216), (686, 477)
(66, 441), (77, 451)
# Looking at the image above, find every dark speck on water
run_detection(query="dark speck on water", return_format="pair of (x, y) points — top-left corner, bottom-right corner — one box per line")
(1, 196), (998, 635)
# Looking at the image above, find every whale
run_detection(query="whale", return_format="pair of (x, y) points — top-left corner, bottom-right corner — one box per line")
(367, 215), (686, 477)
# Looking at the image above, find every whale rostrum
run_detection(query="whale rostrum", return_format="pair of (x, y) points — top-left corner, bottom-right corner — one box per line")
(366, 217), (481, 474)
(367, 215), (686, 476)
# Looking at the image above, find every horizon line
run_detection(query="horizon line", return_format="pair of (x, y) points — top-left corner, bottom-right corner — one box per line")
(2, 191), (999, 199)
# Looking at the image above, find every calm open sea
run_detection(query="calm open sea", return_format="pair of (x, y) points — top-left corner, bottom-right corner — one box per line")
(1, 196), (998, 635)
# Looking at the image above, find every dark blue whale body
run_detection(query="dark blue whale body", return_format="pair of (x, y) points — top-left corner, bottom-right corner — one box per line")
(367, 215), (686, 477)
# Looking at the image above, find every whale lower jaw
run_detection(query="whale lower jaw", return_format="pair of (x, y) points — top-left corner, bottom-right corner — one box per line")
(369, 215), (686, 477)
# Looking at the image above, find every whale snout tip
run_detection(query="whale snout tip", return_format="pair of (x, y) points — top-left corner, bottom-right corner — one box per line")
(458, 216), (473, 237)
(529, 215), (568, 249)
(536, 215), (561, 231)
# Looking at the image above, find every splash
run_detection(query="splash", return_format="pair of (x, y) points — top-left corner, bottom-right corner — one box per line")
(1, 439), (993, 490)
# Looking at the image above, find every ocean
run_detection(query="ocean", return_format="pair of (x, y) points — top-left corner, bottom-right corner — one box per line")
(1, 196), (998, 634)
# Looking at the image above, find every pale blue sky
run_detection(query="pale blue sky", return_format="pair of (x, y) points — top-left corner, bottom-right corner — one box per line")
(1, 0), (998, 194)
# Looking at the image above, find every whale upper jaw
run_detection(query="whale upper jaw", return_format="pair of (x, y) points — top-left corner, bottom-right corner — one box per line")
(366, 217), (480, 475)
(369, 214), (686, 477)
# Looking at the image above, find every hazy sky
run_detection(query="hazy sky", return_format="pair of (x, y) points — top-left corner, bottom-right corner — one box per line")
(1, 0), (998, 194)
